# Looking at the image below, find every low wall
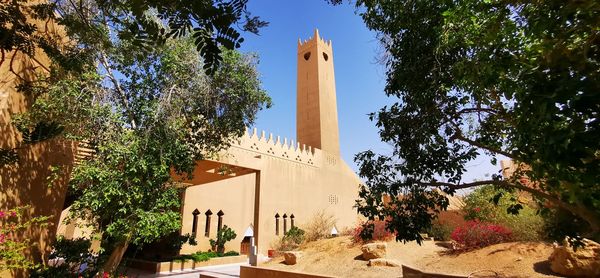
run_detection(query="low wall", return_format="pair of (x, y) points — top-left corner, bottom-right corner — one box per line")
(402, 265), (468, 278)
(240, 266), (335, 278)
(126, 255), (247, 274)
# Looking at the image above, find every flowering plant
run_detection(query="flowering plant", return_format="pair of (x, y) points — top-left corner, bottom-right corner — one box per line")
(352, 219), (395, 244)
(0, 206), (49, 271)
(450, 220), (512, 250)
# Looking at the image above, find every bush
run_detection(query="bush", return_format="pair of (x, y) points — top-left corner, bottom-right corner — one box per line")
(176, 250), (239, 262)
(125, 232), (197, 261)
(464, 185), (544, 241)
(352, 220), (394, 244)
(222, 250), (239, 256)
(450, 220), (512, 250)
(426, 220), (453, 241)
(303, 211), (336, 242)
(0, 207), (49, 272)
(272, 227), (306, 251)
(31, 237), (99, 278)
(284, 226), (305, 245)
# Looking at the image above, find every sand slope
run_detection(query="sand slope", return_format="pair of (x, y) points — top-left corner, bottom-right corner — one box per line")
(261, 236), (561, 278)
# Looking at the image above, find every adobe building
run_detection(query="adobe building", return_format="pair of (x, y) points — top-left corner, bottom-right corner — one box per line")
(175, 29), (362, 255)
(17, 28), (361, 262)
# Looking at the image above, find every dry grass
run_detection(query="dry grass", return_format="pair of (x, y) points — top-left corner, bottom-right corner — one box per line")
(302, 210), (337, 243)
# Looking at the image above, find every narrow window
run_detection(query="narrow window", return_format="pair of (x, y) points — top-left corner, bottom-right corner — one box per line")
(217, 210), (224, 231)
(322, 52), (329, 61)
(290, 214), (295, 228)
(283, 214), (288, 234)
(204, 210), (213, 237)
(275, 213), (280, 236)
(192, 209), (200, 236)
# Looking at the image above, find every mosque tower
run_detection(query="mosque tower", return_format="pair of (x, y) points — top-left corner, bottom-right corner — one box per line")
(296, 29), (341, 156)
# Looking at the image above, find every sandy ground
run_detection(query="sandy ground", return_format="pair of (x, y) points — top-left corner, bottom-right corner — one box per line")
(260, 236), (561, 278)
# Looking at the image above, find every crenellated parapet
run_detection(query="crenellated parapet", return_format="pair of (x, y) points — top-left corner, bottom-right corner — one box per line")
(230, 128), (322, 167)
(297, 29), (332, 54)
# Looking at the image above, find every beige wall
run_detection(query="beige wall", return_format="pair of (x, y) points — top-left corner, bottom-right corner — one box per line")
(0, 13), (76, 276)
(180, 130), (361, 254)
(180, 173), (256, 254)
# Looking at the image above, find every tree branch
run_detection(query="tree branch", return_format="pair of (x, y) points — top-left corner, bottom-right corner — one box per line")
(451, 129), (515, 159)
(98, 52), (137, 129)
(455, 107), (498, 115)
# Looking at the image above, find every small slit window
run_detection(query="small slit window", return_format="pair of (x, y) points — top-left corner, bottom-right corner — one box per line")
(192, 209), (200, 236)
(304, 52), (311, 61)
(290, 214), (295, 228)
(204, 210), (213, 237)
(283, 214), (288, 234)
(217, 210), (224, 231)
(322, 52), (328, 61)
(275, 213), (280, 236)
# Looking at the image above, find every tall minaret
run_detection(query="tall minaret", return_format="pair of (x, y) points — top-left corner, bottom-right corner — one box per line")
(296, 29), (340, 156)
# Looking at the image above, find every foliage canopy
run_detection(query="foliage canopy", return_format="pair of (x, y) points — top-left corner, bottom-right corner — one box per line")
(338, 0), (600, 242)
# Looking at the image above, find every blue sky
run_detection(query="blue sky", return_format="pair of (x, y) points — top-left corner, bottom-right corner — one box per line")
(239, 0), (499, 183)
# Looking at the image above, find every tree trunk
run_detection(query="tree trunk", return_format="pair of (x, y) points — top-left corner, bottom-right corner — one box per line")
(100, 240), (129, 275)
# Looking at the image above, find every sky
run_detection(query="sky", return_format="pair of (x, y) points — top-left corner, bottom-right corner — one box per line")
(238, 0), (499, 183)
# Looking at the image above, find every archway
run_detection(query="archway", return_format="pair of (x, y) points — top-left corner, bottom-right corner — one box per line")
(240, 225), (254, 255)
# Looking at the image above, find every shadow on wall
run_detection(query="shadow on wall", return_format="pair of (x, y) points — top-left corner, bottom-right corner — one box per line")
(0, 139), (77, 278)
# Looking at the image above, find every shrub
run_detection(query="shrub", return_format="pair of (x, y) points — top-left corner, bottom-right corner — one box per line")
(284, 226), (305, 245)
(303, 211), (336, 242)
(1, 207), (49, 272)
(352, 220), (394, 244)
(30, 237), (99, 278)
(450, 220), (512, 250)
(222, 250), (239, 256)
(272, 227), (306, 251)
(464, 185), (544, 241)
(209, 225), (236, 254)
(182, 250), (240, 262)
(126, 232), (197, 261)
(426, 220), (453, 241)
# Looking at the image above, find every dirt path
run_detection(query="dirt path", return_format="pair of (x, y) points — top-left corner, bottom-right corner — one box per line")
(260, 236), (561, 278)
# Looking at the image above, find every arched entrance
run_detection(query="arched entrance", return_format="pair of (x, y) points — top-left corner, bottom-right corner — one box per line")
(240, 225), (254, 255)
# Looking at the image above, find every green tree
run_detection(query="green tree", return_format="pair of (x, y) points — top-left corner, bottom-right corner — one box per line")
(17, 27), (268, 278)
(0, 0), (267, 165)
(2, 0), (270, 273)
(336, 0), (600, 242)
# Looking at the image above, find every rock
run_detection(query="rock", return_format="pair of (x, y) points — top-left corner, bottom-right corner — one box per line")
(361, 243), (387, 260)
(283, 251), (302, 265)
(515, 257), (523, 262)
(549, 238), (600, 277)
(367, 258), (400, 267)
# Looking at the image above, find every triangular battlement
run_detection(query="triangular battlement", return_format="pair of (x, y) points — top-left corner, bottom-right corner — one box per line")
(298, 29), (332, 50)
(229, 128), (322, 166)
